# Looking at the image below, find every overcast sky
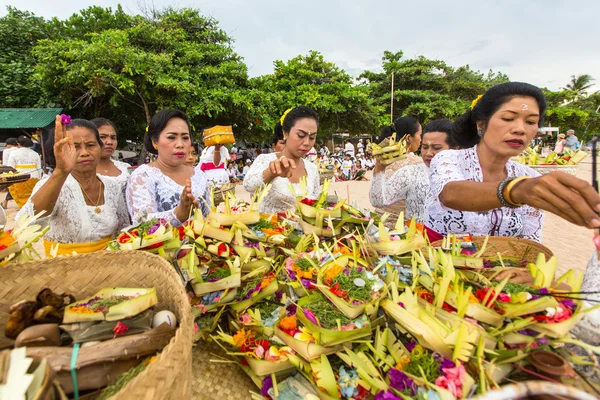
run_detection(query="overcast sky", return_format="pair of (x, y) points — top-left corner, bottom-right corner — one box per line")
(2, 0), (598, 91)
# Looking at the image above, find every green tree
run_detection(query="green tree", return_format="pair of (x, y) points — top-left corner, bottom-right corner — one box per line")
(0, 7), (49, 107)
(32, 7), (249, 147)
(563, 74), (595, 99)
(360, 51), (509, 135)
(248, 51), (384, 139)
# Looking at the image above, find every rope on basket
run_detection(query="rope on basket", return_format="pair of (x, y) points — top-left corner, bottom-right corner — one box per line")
(70, 342), (81, 400)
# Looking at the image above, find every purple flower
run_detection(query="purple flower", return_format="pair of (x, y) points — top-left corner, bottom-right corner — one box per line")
(60, 114), (72, 125)
(398, 302), (405, 308)
(518, 329), (538, 337)
(286, 303), (297, 316)
(303, 309), (318, 325)
(562, 299), (577, 309)
(344, 269), (350, 276)
(539, 288), (550, 295)
(300, 278), (314, 289)
(537, 337), (549, 345)
(357, 267), (363, 273)
(261, 375), (273, 397)
(374, 390), (402, 400)
(288, 271), (297, 280)
(275, 291), (283, 301)
(388, 369), (416, 395)
(440, 357), (455, 370)
(405, 340), (417, 352)
(147, 223), (161, 235)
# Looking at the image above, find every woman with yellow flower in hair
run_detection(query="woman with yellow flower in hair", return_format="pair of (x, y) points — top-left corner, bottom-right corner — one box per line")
(243, 107), (321, 214)
(425, 82), (600, 243)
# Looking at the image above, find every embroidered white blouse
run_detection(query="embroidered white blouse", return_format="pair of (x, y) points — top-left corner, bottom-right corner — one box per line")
(243, 153), (320, 214)
(16, 175), (129, 243)
(99, 160), (130, 189)
(126, 164), (210, 227)
(7, 147), (42, 179)
(370, 163), (430, 224)
(425, 145), (544, 242)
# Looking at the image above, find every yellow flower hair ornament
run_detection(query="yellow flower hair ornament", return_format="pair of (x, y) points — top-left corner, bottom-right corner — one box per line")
(280, 108), (293, 125)
(145, 126), (149, 132)
(470, 95), (483, 110)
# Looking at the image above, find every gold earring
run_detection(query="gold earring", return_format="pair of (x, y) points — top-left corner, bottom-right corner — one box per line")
(153, 144), (158, 150)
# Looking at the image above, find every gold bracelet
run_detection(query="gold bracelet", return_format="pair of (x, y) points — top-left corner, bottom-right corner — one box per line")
(504, 176), (532, 207)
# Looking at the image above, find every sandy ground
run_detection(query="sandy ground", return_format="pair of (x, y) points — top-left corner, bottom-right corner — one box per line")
(4, 160), (595, 274)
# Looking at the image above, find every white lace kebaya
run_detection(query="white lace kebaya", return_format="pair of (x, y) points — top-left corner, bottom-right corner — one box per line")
(425, 145), (544, 242)
(99, 160), (130, 190)
(370, 163), (430, 224)
(243, 153), (320, 214)
(16, 175), (130, 243)
(126, 164), (210, 227)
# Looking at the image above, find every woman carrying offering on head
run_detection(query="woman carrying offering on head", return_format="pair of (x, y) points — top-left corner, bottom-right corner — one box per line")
(16, 116), (129, 256)
(243, 107), (320, 214)
(370, 119), (458, 224)
(126, 109), (210, 226)
(379, 116), (423, 177)
(199, 141), (230, 184)
(425, 82), (600, 243)
(91, 118), (130, 189)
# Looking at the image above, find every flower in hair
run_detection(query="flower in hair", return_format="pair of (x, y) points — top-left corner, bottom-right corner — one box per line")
(60, 114), (72, 125)
(280, 108), (293, 125)
(470, 95), (483, 110)
(145, 126), (149, 132)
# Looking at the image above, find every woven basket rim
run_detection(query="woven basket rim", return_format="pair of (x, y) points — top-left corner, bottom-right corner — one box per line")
(431, 235), (553, 260)
(0, 251), (192, 399)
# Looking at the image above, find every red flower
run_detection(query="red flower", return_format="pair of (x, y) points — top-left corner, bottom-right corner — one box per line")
(256, 339), (271, 350)
(475, 288), (496, 307)
(442, 302), (456, 313)
(146, 242), (165, 249)
(113, 321), (129, 338)
(300, 198), (317, 206)
(177, 226), (185, 240)
(418, 291), (434, 304)
(533, 315), (549, 322)
(355, 386), (369, 400)
(329, 283), (348, 298)
(217, 243), (229, 256)
(240, 359), (249, 366)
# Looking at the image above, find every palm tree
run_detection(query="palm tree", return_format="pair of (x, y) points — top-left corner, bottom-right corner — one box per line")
(563, 74), (595, 98)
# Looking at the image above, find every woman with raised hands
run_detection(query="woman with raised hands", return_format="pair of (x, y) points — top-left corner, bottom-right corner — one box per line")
(126, 109), (210, 226)
(243, 107), (321, 214)
(16, 116), (129, 256)
(425, 82), (600, 243)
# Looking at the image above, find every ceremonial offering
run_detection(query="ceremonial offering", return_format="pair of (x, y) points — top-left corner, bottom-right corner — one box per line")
(203, 125), (235, 147)
(112, 218), (180, 253)
(370, 132), (410, 165)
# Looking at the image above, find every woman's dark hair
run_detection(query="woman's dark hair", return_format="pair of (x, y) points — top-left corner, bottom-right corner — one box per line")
(43, 119), (103, 169)
(144, 109), (192, 155)
(271, 123), (284, 146)
(17, 136), (33, 147)
(379, 116), (420, 142)
(277, 106), (319, 134)
(453, 82), (547, 148)
(422, 119), (459, 148)
(90, 117), (119, 136)
(6, 137), (17, 146)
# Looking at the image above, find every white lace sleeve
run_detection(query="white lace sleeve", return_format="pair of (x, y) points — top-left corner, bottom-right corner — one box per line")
(429, 150), (466, 203)
(370, 169), (410, 208)
(243, 154), (271, 194)
(126, 168), (180, 226)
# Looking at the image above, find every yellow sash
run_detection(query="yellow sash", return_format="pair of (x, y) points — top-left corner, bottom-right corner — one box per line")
(43, 236), (112, 257)
(15, 164), (37, 169)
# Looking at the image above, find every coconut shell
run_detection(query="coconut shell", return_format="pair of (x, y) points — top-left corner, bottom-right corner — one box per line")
(15, 324), (61, 348)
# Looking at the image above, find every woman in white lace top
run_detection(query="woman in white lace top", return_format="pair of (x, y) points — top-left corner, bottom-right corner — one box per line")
(126, 109), (210, 226)
(370, 120), (458, 224)
(92, 118), (130, 189)
(17, 116), (129, 255)
(425, 82), (600, 243)
(244, 107), (320, 214)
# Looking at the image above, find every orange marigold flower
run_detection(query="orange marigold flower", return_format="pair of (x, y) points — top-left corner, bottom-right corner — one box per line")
(324, 263), (344, 281)
(260, 276), (275, 289)
(279, 315), (298, 331)
(233, 328), (255, 348)
(396, 355), (411, 370)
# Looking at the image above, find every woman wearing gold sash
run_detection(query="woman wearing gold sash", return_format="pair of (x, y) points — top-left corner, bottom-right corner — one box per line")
(16, 116), (129, 256)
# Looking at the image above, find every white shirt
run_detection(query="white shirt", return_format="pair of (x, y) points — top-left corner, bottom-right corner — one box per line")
(7, 147), (42, 179)
(2, 146), (16, 165)
(242, 165), (251, 176)
(99, 160), (130, 190)
(16, 175), (129, 244)
(231, 146), (238, 154)
(370, 163), (430, 224)
(243, 153), (320, 214)
(126, 164), (210, 227)
(344, 142), (355, 155)
(199, 146), (230, 184)
(357, 142), (364, 153)
(425, 146), (544, 242)
(341, 160), (353, 176)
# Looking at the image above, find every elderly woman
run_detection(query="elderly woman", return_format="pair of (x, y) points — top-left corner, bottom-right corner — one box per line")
(244, 107), (321, 214)
(91, 118), (130, 189)
(126, 109), (210, 226)
(16, 116), (129, 256)
(425, 82), (600, 243)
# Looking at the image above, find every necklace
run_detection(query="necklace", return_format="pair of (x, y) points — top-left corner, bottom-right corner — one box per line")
(76, 177), (103, 214)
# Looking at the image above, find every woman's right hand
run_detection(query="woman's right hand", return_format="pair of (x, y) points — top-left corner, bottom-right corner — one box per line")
(512, 172), (600, 228)
(53, 115), (77, 174)
(175, 178), (199, 222)
(266, 155), (296, 179)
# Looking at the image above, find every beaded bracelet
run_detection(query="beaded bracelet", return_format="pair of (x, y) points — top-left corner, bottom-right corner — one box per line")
(504, 176), (532, 207)
(497, 177), (518, 208)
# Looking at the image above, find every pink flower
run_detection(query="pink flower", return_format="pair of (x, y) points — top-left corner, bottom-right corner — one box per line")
(435, 363), (465, 398)
(552, 305), (573, 323)
(255, 345), (265, 358)
(303, 309), (318, 325)
(193, 322), (199, 334)
(194, 304), (207, 315)
(240, 313), (252, 324)
(498, 293), (511, 303)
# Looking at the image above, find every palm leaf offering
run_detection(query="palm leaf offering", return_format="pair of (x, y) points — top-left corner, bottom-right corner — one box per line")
(371, 132), (411, 165)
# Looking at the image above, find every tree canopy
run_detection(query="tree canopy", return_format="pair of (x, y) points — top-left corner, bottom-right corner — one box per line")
(0, 5), (597, 145)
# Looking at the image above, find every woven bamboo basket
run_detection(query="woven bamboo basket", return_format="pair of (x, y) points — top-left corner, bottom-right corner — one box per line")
(0, 251), (192, 400)
(431, 236), (553, 264)
(212, 182), (236, 206)
(530, 165), (578, 176)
